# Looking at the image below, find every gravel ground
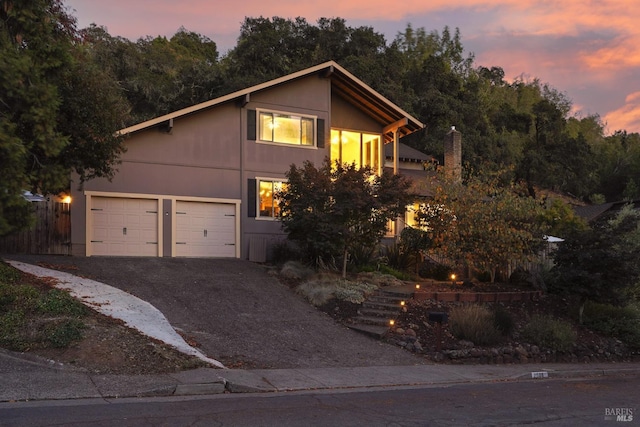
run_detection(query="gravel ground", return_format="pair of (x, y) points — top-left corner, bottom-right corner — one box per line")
(2, 255), (427, 369)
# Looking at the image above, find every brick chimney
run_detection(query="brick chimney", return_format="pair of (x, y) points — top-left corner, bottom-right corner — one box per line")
(444, 126), (462, 182)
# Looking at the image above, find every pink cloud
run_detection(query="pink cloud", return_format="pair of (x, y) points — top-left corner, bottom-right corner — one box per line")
(604, 92), (640, 133)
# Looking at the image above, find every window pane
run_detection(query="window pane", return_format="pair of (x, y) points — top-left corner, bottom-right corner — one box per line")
(363, 134), (379, 171)
(259, 181), (274, 217)
(258, 180), (285, 218)
(330, 129), (341, 164)
(260, 113), (274, 141)
(301, 117), (314, 146)
(341, 131), (361, 168)
(273, 114), (300, 145)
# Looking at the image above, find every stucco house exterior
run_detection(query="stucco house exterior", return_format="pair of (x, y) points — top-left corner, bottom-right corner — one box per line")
(69, 61), (425, 260)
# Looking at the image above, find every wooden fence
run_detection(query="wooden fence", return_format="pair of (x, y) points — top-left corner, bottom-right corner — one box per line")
(0, 200), (71, 255)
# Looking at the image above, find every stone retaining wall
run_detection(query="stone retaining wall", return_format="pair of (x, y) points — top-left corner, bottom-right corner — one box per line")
(413, 290), (543, 303)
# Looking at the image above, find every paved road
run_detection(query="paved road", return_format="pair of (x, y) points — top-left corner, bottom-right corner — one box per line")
(2, 375), (638, 426)
(2, 255), (425, 369)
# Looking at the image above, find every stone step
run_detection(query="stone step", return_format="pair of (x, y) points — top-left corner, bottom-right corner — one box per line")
(367, 294), (407, 305)
(351, 315), (394, 327)
(358, 307), (397, 318)
(362, 300), (405, 310)
(347, 323), (390, 339)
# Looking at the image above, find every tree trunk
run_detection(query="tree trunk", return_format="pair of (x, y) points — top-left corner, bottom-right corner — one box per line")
(342, 248), (348, 279)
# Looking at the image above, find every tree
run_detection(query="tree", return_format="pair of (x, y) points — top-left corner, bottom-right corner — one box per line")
(0, 0), (129, 235)
(550, 205), (640, 323)
(415, 173), (546, 282)
(277, 159), (413, 277)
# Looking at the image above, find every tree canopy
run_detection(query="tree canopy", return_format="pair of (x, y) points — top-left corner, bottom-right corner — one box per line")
(0, 0), (129, 235)
(414, 172), (546, 282)
(277, 160), (413, 277)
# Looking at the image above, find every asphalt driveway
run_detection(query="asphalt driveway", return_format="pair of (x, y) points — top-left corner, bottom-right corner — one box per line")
(2, 255), (426, 369)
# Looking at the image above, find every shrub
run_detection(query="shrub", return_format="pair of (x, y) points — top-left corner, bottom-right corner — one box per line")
(38, 289), (87, 316)
(492, 304), (515, 336)
(582, 301), (640, 350)
(0, 263), (21, 284)
(334, 280), (377, 304)
(378, 265), (412, 281)
(419, 260), (453, 281)
(449, 305), (503, 346)
(382, 242), (414, 272)
(45, 319), (85, 348)
(521, 315), (576, 352)
(296, 280), (335, 306)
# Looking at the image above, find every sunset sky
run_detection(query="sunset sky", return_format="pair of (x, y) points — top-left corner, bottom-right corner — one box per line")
(64, 0), (640, 135)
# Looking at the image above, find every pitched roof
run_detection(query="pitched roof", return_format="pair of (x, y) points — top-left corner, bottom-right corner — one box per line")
(118, 61), (425, 139)
(573, 199), (640, 223)
(384, 142), (434, 163)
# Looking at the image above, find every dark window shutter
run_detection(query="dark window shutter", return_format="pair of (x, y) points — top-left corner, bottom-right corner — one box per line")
(317, 118), (325, 148)
(247, 110), (257, 141)
(248, 179), (257, 217)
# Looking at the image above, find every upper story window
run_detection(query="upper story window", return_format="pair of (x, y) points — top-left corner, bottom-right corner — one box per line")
(259, 110), (315, 146)
(330, 129), (381, 173)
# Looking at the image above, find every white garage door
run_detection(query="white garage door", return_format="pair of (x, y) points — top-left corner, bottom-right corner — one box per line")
(175, 201), (236, 257)
(91, 197), (159, 256)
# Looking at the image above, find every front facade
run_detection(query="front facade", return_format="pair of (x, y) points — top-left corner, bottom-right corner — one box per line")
(70, 61), (424, 259)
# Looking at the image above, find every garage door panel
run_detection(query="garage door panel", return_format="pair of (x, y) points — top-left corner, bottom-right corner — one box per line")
(90, 196), (159, 257)
(175, 201), (236, 257)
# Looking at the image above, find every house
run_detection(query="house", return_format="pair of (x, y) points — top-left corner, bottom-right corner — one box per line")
(69, 61), (425, 260)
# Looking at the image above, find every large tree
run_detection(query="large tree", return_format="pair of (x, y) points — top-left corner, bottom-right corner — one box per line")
(0, 0), (129, 235)
(415, 172), (546, 282)
(550, 205), (640, 323)
(277, 159), (413, 277)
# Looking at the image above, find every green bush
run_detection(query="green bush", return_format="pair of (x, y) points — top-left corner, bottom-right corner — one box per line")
(0, 263), (21, 284)
(419, 261), (453, 281)
(38, 289), (87, 316)
(492, 304), (515, 336)
(449, 305), (503, 346)
(582, 301), (640, 350)
(378, 265), (412, 281)
(382, 242), (414, 272)
(45, 319), (85, 348)
(334, 280), (377, 304)
(296, 280), (335, 306)
(521, 315), (576, 352)
(0, 310), (27, 350)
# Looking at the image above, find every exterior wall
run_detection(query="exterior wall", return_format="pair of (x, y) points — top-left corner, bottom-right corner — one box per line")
(241, 75), (332, 259)
(71, 72), (401, 259)
(331, 94), (382, 133)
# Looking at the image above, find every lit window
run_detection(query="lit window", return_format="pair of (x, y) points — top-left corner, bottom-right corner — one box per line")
(259, 111), (315, 146)
(258, 180), (285, 218)
(330, 129), (380, 172)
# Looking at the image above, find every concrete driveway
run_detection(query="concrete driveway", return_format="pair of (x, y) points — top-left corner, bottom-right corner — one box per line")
(2, 255), (426, 369)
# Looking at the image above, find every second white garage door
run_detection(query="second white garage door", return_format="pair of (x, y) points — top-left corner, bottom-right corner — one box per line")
(175, 201), (236, 257)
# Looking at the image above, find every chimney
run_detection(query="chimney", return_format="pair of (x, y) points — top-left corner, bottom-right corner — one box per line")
(444, 126), (462, 182)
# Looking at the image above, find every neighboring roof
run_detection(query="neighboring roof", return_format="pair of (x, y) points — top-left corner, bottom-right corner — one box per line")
(118, 61), (425, 140)
(573, 203), (615, 223)
(573, 199), (640, 223)
(384, 142), (434, 163)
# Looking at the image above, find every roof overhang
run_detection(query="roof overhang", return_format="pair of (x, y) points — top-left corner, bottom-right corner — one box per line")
(117, 61), (425, 138)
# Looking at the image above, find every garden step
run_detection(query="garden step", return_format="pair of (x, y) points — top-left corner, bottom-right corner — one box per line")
(358, 307), (398, 318)
(352, 315), (394, 327)
(362, 300), (404, 310)
(347, 323), (389, 339)
(367, 294), (407, 305)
